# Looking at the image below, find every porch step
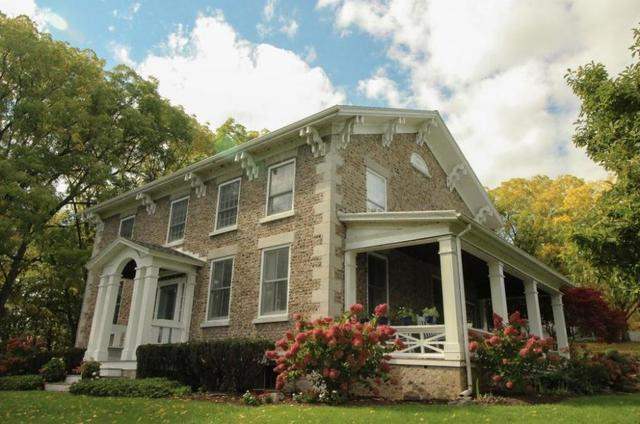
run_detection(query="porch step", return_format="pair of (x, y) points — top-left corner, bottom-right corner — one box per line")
(44, 382), (71, 392)
(65, 374), (81, 384)
(100, 367), (123, 378)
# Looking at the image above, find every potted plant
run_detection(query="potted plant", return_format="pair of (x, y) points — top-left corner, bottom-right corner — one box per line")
(422, 306), (440, 324)
(395, 306), (415, 325)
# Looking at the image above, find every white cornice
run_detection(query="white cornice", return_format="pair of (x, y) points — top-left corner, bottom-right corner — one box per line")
(300, 125), (326, 157)
(135, 192), (156, 215)
(184, 172), (206, 198)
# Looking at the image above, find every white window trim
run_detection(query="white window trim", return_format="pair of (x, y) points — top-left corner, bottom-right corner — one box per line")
(203, 255), (234, 326)
(264, 158), (296, 219)
(152, 277), (183, 323)
(366, 252), (389, 314)
(213, 177), (241, 233)
(254, 243), (291, 323)
(118, 215), (135, 239)
(366, 167), (388, 212)
(165, 195), (190, 246)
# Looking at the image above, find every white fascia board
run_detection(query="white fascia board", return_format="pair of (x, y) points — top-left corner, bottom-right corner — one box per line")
(338, 210), (461, 223)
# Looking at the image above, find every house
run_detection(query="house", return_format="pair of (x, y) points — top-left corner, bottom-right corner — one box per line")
(76, 105), (571, 400)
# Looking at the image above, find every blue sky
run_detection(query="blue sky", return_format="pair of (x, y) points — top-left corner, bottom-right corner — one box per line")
(3, 1), (640, 186)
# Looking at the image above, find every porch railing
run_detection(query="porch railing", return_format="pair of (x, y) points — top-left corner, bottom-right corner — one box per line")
(390, 325), (446, 359)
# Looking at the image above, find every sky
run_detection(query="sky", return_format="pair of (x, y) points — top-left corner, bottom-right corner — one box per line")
(2, 0), (640, 187)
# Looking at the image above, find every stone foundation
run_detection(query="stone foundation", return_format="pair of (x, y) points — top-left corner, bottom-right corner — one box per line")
(360, 364), (467, 401)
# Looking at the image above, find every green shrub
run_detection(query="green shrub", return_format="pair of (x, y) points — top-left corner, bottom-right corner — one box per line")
(80, 361), (101, 380)
(40, 357), (66, 382)
(136, 338), (273, 393)
(0, 374), (44, 391)
(69, 378), (190, 398)
(0, 336), (85, 377)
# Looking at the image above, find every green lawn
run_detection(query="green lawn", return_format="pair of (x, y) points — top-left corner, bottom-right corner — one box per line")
(583, 342), (640, 355)
(1, 391), (639, 423)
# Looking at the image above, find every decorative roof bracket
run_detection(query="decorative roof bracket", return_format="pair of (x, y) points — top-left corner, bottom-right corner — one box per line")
(474, 206), (493, 225)
(416, 117), (438, 146)
(135, 192), (157, 215)
(184, 172), (206, 198)
(300, 125), (326, 157)
(382, 117), (406, 147)
(446, 163), (468, 192)
(84, 211), (104, 232)
(339, 115), (364, 149)
(234, 151), (261, 181)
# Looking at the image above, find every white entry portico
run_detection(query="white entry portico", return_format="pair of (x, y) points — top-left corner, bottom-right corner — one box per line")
(83, 238), (204, 373)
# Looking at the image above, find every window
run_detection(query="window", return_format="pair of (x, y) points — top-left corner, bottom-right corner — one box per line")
(112, 281), (124, 324)
(367, 253), (388, 314)
(207, 258), (234, 320)
(366, 168), (387, 212)
(166, 197), (189, 243)
(266, 160), (295, 216)
(260, 246), (290, 316)
(215, 178), (241, 230)
(155, 283), (178, 320)
(119, 216), (135, 239)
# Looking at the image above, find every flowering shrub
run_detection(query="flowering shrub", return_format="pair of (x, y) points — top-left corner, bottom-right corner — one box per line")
(470, 311), (556, 393)
(39, 357), (66, 383)
(0, 336), (48, 376)
(266, 303), (402, 402)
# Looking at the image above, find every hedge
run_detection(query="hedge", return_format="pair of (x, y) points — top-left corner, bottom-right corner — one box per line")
(69, 378), (189, 398)
(136, 338), (274, 393)
(0, 375), (44, 391)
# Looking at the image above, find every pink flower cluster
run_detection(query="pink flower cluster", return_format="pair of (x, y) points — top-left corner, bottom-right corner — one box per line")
(266, 303), (401, 394)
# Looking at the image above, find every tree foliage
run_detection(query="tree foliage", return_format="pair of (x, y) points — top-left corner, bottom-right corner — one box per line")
(0, 15), (215, 344)
(564, 25), (640, 320)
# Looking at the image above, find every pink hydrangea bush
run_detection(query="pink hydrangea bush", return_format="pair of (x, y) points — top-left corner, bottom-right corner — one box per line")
(469, 311), (556, 393)
(266, 303), (403, 402)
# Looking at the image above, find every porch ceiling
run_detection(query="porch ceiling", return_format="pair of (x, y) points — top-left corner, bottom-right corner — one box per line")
(338, 211), (573, 292)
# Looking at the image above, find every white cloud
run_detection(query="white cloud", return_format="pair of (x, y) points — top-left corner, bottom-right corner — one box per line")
(280, 19), (298, 38)
(0, 0), (68, 31)
(263, 0), (276, 21)
(303, 45), (317, 63)
(357, 68), (404, 107)
(319, 0), (640, 186)
(109, 42), (135, 67)
(258, 0), (300, 39)
(137, 11), (345, 130)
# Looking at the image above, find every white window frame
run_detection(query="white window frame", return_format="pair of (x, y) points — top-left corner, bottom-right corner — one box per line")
(165, 195), (190, 246)
(118, 215), (135, 239)
(366, 167), (387, 212)
(262, 158), (296, 222)
(203, 256), (234, 327)
(366, 252), (389, 314)
(153, 277), (183, 324)
(212, 177), (241, 234)
(255, 244), (291, 322)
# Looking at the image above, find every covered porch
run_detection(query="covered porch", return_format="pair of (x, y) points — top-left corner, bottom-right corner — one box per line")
(83, 238), (204, 375)
(341, 211), (570, 367)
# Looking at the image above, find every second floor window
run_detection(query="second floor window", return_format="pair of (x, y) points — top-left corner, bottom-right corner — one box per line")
(266, 160), (295, 216)
(167, 197), (189, 243)
(366, 168), (387, 212)
(215, 178), (241, 230)
(119, 216), (135, 239)
(207, 257), (234, 320)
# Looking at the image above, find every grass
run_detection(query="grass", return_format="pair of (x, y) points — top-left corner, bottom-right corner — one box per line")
(1, 391), (639, 423)
(582, 341), (640, 355)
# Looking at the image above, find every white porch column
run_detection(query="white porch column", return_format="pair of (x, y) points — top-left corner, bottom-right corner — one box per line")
(180, 272), (197, 343)
(438, 236), (465, 361)
(488, 260), (509, 321)
(84, 272), (107, 360)
(524, 279), (543, 337)
(132, 264), (160, 347)
(344, 250), (357, 310)
(91, 272), (120, 361)
(551, 293), (570, 357)
(120, 265), (147, 361)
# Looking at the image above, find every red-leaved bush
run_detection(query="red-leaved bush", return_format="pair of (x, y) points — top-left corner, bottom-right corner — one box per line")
(562, 287), (627, 342)
(266, 303), (402, 402)
(470, 311), (557, 393)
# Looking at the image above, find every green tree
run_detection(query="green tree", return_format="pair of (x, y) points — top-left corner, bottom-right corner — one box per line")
(212, 117), (267, 152)
(565, 25), (640, 321)
(0, 15), (214, 337)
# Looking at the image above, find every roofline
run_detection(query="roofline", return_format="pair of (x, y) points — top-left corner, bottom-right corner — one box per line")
(86, 105), (439, 216)
(337, 211), (572, 289)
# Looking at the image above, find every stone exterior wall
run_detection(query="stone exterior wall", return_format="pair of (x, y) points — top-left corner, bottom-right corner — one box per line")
(115, 279), (133, 325)
(77, 142), (326, 346)
(361, 365), (466, 400)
